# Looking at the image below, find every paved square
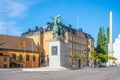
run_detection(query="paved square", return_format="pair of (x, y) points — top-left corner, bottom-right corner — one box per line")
(0, 67), (120, 80)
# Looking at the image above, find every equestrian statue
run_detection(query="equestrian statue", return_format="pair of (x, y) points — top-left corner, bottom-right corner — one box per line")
(51, 15), (65, 40)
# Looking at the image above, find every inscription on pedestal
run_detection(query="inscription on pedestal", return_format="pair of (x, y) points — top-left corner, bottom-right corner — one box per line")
(51, 46), (58, 55)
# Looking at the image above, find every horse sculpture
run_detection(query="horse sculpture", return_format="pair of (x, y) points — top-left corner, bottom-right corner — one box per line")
(51, 15), (65, 40)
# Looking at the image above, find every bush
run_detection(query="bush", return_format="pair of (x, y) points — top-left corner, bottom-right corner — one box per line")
(11, 61), (17, 67)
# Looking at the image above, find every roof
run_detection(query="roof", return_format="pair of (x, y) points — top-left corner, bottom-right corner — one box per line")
(22, 22), (94, 40)
(84, 32), (94, 39)
(21, 22), (77, 36)
(0, 34), (38, 52)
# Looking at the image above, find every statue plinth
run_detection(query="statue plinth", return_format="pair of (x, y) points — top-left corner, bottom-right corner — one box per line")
(49, 40), (70, 68)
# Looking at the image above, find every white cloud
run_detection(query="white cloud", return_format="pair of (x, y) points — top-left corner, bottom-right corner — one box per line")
(5, 1), (27, 17)
(0, 0), (30, 18)
(0, 0), (35, 36)
(0, 21), (22, 35)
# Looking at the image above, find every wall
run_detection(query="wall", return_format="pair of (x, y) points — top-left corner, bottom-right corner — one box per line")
(23, 30), (94, 67)
(0, 50), (39, 68)
(0, 56), (10, 68)
(113, 36), (120, 66)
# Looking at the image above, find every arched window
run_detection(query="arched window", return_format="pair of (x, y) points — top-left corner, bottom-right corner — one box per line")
(19, 55), (22, 61)
(4, 57), (7, 61)
(12, 54), (16, 60)
(26, 55), (29, 61)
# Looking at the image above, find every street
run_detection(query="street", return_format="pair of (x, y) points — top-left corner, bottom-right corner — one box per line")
(0, 67), (120, 80)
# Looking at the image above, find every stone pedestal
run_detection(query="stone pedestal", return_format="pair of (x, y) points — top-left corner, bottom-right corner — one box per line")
(107, 44), (114, 67)
(49, 41), (70, 68)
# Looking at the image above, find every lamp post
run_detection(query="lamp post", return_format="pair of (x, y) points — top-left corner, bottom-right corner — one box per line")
(83, 51), (85, 68)
(83, 49), (87, 68)
(19, 42), (26, 67)
(32, 42), (33, 68)
(22, 42), (26, 68)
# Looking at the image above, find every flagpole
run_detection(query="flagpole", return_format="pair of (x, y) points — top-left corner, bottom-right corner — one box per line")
(32, 42), (33, 68)
(24, 42), (26, 68)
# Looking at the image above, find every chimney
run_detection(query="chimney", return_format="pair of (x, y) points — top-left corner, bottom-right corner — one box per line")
(35, 26), (38, 30)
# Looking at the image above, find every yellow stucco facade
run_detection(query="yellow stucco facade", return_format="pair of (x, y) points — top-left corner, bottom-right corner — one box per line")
(24, 29), (94, 67)
(0, 55), (10, 68)
(0, 50), (39, 68)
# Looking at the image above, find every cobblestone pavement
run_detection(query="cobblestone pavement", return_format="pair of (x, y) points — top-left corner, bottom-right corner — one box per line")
(0, 67), (120, 80)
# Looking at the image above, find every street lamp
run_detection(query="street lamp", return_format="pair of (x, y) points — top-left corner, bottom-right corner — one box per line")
(83, 49), (86, 68)
(83, 49), (89, 67)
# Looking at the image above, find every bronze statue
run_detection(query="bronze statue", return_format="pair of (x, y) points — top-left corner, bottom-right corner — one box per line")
(51, 15), (65, 40)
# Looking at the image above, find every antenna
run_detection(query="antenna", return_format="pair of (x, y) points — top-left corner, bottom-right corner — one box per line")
(6, 27), (8, 35)
(77, 15), (78, 31)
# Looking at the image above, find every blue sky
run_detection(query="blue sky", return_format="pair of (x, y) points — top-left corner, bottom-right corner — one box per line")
(0, 0), (120, 46)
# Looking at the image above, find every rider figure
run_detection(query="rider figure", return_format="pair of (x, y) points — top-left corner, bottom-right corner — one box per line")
(51, 15), (65, 40)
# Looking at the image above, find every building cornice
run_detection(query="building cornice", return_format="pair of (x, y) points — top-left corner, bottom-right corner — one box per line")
(0, 48), (38, 53)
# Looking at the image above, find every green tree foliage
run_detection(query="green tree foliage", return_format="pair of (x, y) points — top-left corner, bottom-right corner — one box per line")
(109, 56), (117, 60)
(80, 56), (84, 61)
(96, 27), (106, 53)
(88, 51), (96, 68)
(70, 53), (77, 66)
(89, 51), (110, 67)
(10, 61), (17, 67)
(70, 53), (77, 59)
(105, 27), (109, 55)
(106, 27), (110, 44)
(96, 27), (109, 61)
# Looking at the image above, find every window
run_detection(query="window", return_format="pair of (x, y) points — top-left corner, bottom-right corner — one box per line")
(26, 55), (29, 61)
(76, 38), (78, 43)
(3, 64), (7, 68)
(4, 57), (7, 61)
(19, 55), (22, 61)
(0, 53), (3, 55)
(12, 54), (16, 60)
(88, 41), (90, 45)
(33, 56), (36, 61)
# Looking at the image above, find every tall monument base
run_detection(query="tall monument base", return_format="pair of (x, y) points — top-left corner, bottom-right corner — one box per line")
(49, 40), (70, 68)
(107, 44), (114, 67)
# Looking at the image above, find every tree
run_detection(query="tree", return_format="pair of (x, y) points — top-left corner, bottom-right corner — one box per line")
(109, 56), (117, 61)
(70, 53), (77, 59)
(88, 51), (108, 68)
(70, 53), (77, 67)
(108, 56), (117, 65)
(88, 51), (96, 68)
(10, 61), (17, 67)
(96, 27), (106, 53)
(104, 27), (109, 60)
(96, 27), (110, 61)
(79, 56), (84, 67)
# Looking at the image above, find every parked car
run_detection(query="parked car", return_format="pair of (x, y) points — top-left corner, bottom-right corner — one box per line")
(99, 63), (106, 68)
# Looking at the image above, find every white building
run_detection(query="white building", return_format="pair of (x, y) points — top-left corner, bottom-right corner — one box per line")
(113, 34), (120, 66)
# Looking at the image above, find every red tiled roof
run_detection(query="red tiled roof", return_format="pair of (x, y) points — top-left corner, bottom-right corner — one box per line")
(0, 34), (38, 52)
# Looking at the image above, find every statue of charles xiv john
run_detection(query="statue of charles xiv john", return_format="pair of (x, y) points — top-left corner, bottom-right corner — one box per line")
(51, 15), (65, 41)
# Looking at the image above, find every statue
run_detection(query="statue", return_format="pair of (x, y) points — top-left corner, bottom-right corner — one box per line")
(51, 15), (65, 40)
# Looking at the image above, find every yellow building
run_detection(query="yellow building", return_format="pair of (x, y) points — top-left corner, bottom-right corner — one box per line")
(0, 34), (39, 68)
(0, 53), (10, 68)
(22, 23), (94, 67)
